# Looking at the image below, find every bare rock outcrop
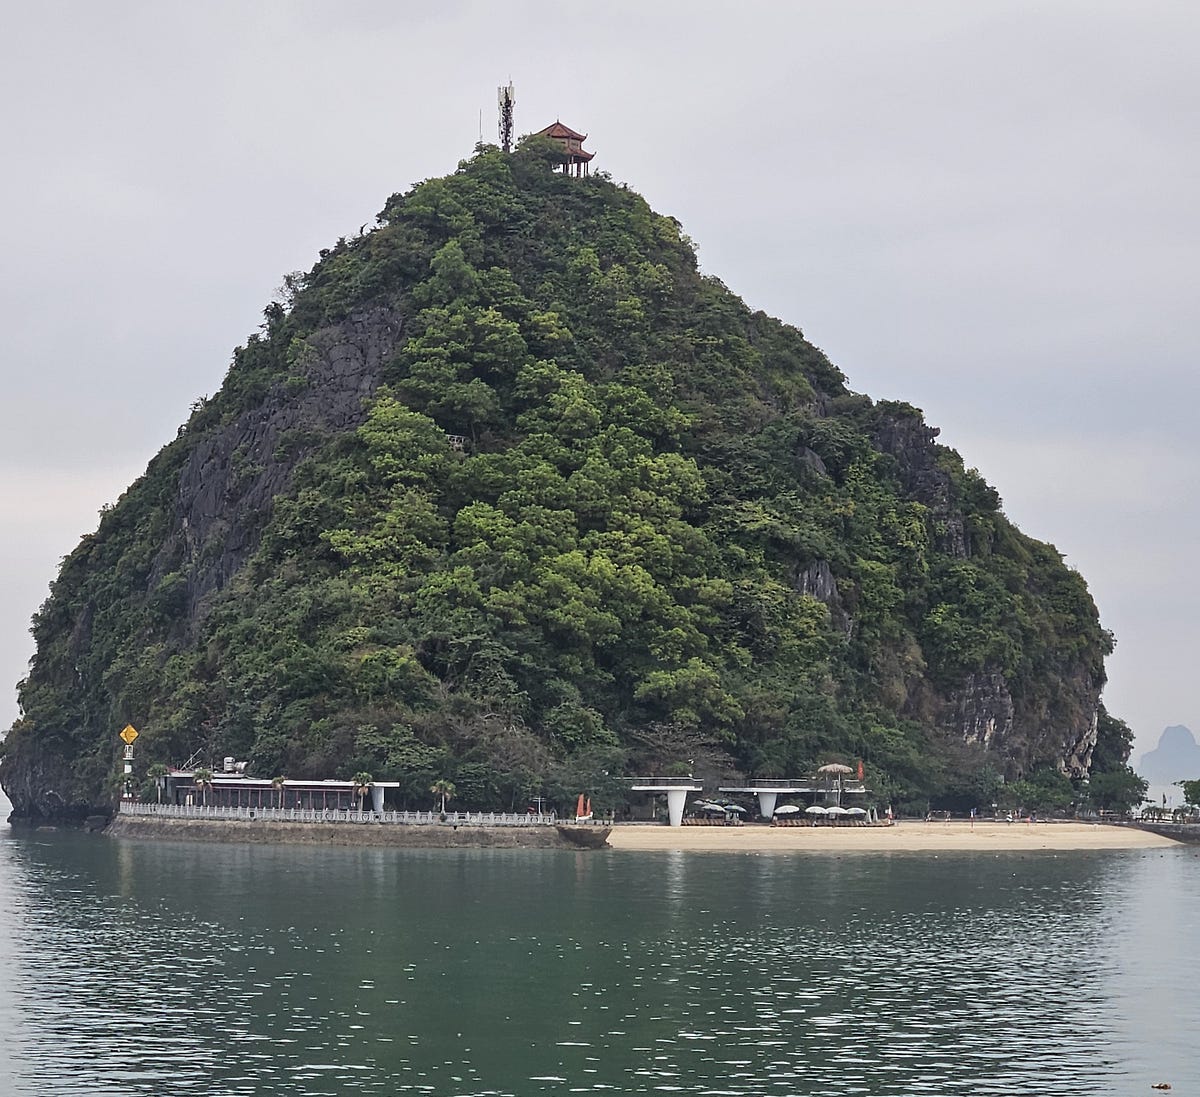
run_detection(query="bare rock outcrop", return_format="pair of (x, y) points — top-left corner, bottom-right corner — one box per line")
(156, 304), (403, 618)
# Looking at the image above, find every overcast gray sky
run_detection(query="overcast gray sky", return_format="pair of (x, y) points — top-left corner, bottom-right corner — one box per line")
(2, 0), (1196, 764)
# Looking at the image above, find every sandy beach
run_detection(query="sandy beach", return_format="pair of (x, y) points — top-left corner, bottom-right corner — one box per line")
(606, 820), (1179, 853)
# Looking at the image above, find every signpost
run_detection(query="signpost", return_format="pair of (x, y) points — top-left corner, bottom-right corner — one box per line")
(120, 725), (138, 799)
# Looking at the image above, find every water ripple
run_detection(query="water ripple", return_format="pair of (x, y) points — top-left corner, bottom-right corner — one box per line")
(1, 835), (1198, 1096)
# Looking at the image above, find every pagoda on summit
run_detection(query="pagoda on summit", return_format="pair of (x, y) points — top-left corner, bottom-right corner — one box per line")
(535, 121), (594, 177)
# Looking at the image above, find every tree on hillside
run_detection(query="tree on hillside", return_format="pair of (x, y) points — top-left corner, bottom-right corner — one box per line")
(352, 771), (374, 813)
(193, 768), (214, 807)
(1087, 767), (1147, 814)
(146, 762), (169, 804)
(431, 778), (456, 814)
(1179, 779), (1200, 808)
(999, 767), (1075, 814)
(1091, 707), (1135, 771)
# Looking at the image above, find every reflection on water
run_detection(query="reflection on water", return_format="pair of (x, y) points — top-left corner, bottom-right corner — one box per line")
(0, 819), (1197, 1096)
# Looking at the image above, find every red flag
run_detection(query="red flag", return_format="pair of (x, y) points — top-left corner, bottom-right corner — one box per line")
(856, 759), (865, 781)
(585, 797), (592, 818)
(576, 793), (586, 818)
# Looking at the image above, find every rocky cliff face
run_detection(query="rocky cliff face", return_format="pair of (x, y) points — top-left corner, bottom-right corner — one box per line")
(870, 408), (971, 558)
(936, 663), (1100, 779)
(0, 735), (97, 825)
(2, 306), (405, 822)
(154, 304), (404, 620)
(868, 404), (1105, 778)
(951, 670), (1015, 753)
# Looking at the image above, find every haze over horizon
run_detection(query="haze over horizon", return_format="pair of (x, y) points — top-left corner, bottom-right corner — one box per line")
(3, 2), (1197, 763)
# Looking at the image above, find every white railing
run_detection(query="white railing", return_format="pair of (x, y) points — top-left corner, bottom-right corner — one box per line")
(624, 775), (699, 786)
(118, 802), (560, 827)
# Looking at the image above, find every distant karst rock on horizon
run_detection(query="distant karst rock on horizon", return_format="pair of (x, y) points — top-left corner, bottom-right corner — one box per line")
(1138, 724), (1200, 782)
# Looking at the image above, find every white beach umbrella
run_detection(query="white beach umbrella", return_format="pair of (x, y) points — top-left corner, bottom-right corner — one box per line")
(805, 805), (828, 815)
(773, 804), (802, 815)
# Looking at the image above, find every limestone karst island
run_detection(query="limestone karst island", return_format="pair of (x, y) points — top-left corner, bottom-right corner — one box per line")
(1, 119), (1145, 839)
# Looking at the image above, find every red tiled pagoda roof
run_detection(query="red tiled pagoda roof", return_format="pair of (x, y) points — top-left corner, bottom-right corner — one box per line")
(537, 120), (588, 141)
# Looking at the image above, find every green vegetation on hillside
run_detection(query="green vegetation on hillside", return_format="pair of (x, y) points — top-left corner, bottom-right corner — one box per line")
(3, 139), (1118, 818)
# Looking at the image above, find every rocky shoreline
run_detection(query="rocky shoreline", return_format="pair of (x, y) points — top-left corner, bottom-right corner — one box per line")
(105, 813), (611, 850)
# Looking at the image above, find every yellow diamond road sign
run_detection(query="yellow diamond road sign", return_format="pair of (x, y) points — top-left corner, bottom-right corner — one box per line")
(119, 725), (139, 745)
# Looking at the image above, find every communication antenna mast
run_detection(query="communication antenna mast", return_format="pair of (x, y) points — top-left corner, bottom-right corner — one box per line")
(498, 81), (516, 153)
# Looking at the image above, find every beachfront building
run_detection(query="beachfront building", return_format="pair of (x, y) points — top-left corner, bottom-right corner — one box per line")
(720, 766), (870, 820)
(627, 775), (704, 827)
(165, 768), (398, 813)
(719, 780), (811, 822)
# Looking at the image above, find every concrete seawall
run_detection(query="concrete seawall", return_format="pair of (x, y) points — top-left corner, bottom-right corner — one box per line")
(107, 814), (611, 850)
(1129, 821), (1200, 844)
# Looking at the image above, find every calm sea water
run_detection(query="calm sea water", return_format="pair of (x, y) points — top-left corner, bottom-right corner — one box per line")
(1, 797), (1197, 1096)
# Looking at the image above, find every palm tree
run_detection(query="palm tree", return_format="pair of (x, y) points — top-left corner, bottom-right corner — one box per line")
(430, 778), (456, 815)
(146, 763), (169, 804)
(352, 772), (373, 813)
(271, 775), (287, 809)
(193, 767), (214, 807)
